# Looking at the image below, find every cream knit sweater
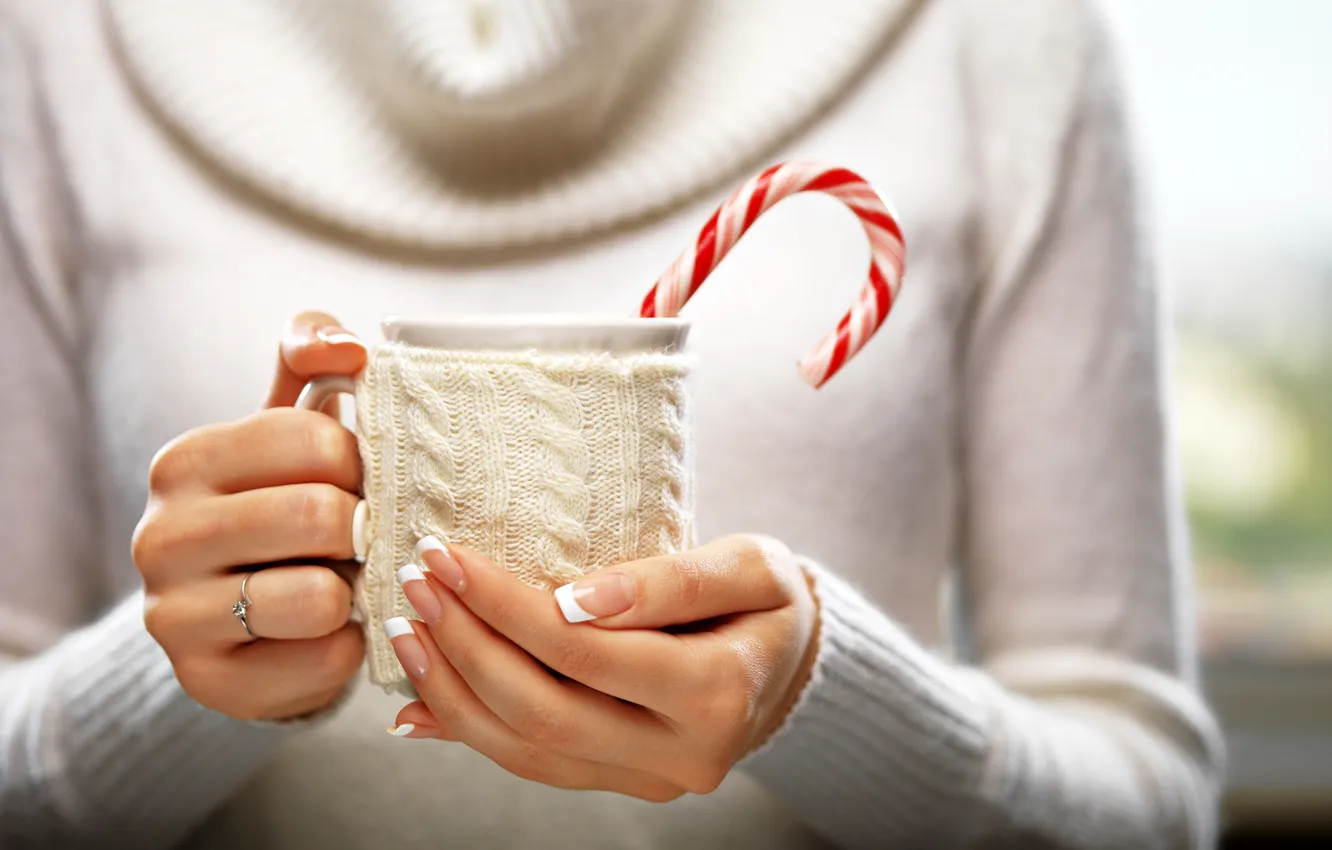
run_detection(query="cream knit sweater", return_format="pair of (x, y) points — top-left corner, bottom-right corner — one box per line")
(0, 1), (1223, 848)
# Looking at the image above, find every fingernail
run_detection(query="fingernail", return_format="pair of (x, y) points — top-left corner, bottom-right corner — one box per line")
(351, 500), (369, 563)
(416, 536), (465, 594)
(397, 563), (442, 624)
(387, 722), (435, 739)
(316, 326), (367, 349)
(384, 617), (429, 678)
(555, 572), (635, 623)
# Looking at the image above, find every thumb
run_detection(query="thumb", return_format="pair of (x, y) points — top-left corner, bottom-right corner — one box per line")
(265, 311), (368, 409)
(554, 535), (795, 629)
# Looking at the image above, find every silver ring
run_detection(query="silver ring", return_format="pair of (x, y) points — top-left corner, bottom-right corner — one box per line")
(232, 572), (256, 639)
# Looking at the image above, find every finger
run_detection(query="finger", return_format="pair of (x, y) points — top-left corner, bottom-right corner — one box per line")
(386, 622), (683, 802)
(265, 311), (367, 409)
(395, 571), (667, 769)
(233, 624), (365, 716)
(384, 618), (496, 739)
(415, 539), (705, 709)
(554, 535), (796, 629)
(388, 701), (448, 740)
(179, 624), (364, 721)
(146, 566), (353, 645)
(134, 484), (359, 582)
(147, 407), (361, 496)
(391, 697), (682, 801)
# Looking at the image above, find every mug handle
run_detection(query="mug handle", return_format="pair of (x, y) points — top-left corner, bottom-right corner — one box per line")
(295, 374), (357, 412)
(294, 374), (367, 562)
(296, 374), (419, 700)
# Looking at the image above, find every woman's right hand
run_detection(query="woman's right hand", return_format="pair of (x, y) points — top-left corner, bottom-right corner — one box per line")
(132, 312), (368, 721)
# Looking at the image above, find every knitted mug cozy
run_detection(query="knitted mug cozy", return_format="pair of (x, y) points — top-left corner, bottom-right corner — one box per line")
(354, 343), (695, 691)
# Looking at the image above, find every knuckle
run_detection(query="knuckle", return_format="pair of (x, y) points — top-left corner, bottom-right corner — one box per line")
(443, 629), (483, 673)
(141, 592), (177, 644)
(141, 598), (166, 643)
(700, 644), (744, 690)
(291, 484), (349, 553)
(129, 510), (163, 575)
(734, 532), (770, 558)
(513, 704), (576, 751)
(733, 534), (798, 598)
(668, 556), (705, 612)
(482, 592), (524, 634)
(290, 569), (351, 634)
(706, 689), (753, 736)
(147, 423), (233, 494)
(418, 702), (459, 738)
(301, 411), (357, 476)
(697, 654), (755, 730)
(500, 745), (558, 785)
(431, 704), (473, 744)
(146, 435), (196, 493)
(547, 639), (605, 684)
(131, 505), (207, 577)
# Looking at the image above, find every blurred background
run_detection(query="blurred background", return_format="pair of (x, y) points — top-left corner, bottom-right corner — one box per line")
(1114, 0), (1332, 843)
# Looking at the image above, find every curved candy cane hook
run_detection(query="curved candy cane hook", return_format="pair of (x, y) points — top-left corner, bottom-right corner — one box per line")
(640, 161), (906, 388)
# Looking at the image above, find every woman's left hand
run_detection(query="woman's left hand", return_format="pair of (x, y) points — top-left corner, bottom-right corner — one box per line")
(385, 535), (820, 801)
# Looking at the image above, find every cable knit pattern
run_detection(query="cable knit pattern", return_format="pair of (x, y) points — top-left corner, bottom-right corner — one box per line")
(355, 343), (694, 689)
(507, 356), (591, 582)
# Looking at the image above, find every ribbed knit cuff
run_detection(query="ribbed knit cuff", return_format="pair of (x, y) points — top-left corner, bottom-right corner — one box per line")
(33, 592), (287, 845)
(739, 560), (993, 848)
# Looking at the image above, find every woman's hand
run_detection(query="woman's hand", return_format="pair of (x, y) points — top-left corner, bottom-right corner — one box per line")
(131, 311), (368, 721)
(386, 535), (820, 801)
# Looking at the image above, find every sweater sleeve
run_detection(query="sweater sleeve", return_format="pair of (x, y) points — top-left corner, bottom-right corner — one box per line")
(740, 1), (1224, 846)
(0, 16), (284, 847)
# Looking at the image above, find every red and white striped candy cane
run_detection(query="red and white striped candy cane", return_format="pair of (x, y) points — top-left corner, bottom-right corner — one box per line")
(640, 161), (905, 388)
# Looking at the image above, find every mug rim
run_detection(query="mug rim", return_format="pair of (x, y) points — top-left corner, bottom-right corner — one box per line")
(381, 314), (688, 333)
(380, 314), (691, 353)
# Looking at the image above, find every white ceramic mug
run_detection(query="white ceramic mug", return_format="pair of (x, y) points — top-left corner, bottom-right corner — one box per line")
(295, 314), (694, 691)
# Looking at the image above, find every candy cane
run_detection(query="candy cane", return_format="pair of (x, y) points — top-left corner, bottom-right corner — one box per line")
(640, 161), (906, 388)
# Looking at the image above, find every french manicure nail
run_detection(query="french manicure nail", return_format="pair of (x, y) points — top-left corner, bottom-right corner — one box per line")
(384, 617), (429, 678)
(316, 326), (367, 349)
(351, 500), (369, 563)
(415, 536), (466, 594)
(555, 572), (635, 623)
(387, 722), (436, 739)
(397, 563), (443, 623)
